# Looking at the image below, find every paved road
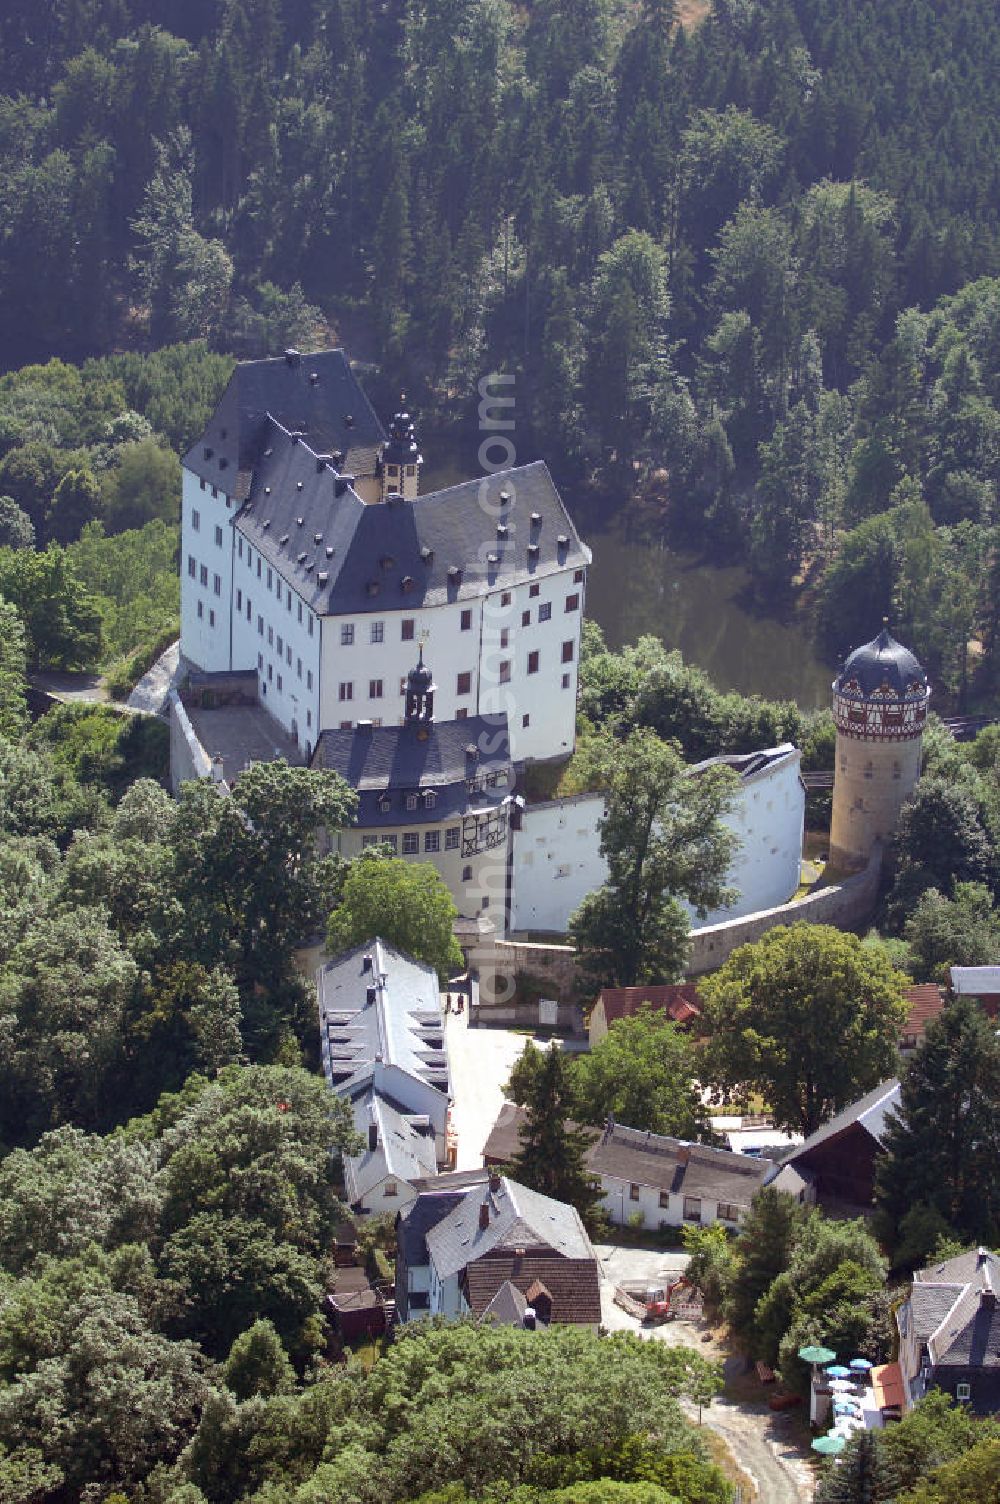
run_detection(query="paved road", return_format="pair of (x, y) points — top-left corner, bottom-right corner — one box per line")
(595, 1242), (813, 1504)
(445, 1007), (544, 1170)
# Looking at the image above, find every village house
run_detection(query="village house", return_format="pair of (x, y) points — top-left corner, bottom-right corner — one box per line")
(317, 937), (453, 1215)
(394, 1172), (601, 1327)
(483, 1104), (775, 1231)
(587, 982), (702, 1048)
(895, 1246), (1000, 1415)
(767, 1079), (901, 1212)
(949, 966), (1000, 1018)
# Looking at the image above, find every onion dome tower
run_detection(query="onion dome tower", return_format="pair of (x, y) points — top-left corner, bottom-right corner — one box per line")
(380, 401), (422, 502)
(829, 622), (930, 869)
(404, 646), (435, 726)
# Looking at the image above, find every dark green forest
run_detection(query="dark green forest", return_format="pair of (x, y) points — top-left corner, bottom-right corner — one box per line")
(2, 0), (1000, 700)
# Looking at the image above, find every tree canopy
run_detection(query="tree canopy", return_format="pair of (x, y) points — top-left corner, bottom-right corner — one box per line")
(326, 851), (463, 981)
(701, 923), (909, 1134)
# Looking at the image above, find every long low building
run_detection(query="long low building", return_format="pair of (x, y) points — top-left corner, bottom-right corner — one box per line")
(317, 937), (453, 1215)
(483, 1104), (775, 1231)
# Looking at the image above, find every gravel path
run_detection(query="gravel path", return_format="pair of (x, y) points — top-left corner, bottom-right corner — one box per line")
(690, 1384), (815, 1504)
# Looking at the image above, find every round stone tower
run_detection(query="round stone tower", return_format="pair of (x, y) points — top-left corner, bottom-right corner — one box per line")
(829, 623), (930, 869)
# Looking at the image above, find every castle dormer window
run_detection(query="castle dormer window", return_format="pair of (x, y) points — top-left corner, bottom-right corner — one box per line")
(424, 791), (436, 810)
(406, 793), (418, 811)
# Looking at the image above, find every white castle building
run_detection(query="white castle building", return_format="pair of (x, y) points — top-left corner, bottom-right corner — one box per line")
(179, 348), (590, 765)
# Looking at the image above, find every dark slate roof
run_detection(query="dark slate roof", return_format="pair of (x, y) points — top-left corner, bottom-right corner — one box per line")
(834, 627), (928, 702)
(483, 1106), (771, 1209)
(465, 1253), (602, 1325)
(774, 1080), (900, 1169)
(312, 715), (512, 826)
(233, 426), (588, 616)
(910, 1282), (968, 1345)
(479, 1277), (529, 1325)
(183, 349), (385, 485)
(397, 1189), (467, 1268)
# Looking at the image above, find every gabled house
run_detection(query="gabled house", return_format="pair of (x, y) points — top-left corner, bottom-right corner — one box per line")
(896, 1247), (1000, 1415)
(395, 1173), (601, 1327)
(949, 967), (1000, 1018)
(317, 937), (453, 1213)
(587, 983), (702, 1047)
(899, 983), (946, 1053)
(483, 1104), (774, 1230)
(766, 1079), (901, 1212)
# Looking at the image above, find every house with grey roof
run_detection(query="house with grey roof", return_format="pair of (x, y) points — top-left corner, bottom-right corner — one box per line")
(395, 1173), (601, 1327)
(896, 1247), (1000, 1415)
(317, 937), (453, 1215)
(484, 1104), (774, 1231)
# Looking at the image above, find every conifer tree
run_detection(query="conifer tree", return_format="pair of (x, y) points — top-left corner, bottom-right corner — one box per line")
(875, 996), (1000, 1257)
(508, 1043), (601, 1224)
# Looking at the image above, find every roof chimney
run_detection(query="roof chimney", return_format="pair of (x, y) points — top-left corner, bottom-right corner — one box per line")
(479, 1199), (490, 1231)
(488, 1172), (502, 1193)
(362, 953), (373, 971)
(368, 1122), (378, 1152)
(316, 454), (332, 472)
(366, 984), (377, 1005)
(284, 348), (301, 366)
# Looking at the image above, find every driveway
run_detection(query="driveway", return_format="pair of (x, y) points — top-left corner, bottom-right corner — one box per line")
(594, 1242), (814, 1504)
(445, 1007), (549, 1170)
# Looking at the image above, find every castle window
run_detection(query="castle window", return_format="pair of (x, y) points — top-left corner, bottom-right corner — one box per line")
(522, 713), (530, 727)
(188, 556), (196, 578)
(387, 464), (398, 476)
(308, 615), (314, 636)
(574, 568), (584, 583)
(268, 626), (273, 646)
(562, 673), (571, 689)
(199, 564), (208, 586)
(371, 620), (384, 643)
(402, 619), (415, 640)
(456, 707), (468, 719)
(267, 664), (273, 681)
(522, 609), (531, 627)
(341, 623), (354, 645)
(277, 674), (282, 691)
(402, 833), (419, 854)
(370, 679), (384, 698)
(339, 682), (353, 701)
(501, 591), (511, 606)
(461, 609), (472, 631)
(307, 670), (313, 690)
(197, 600), (203, 619)
(211, 486), (218, 499)
(501, 628), (509, 648)
(562, 640), (574, 663)
(463, 865), (473, 881)
(276, 635), (283, 656)
(257, 558), (261, 577)
(257, 616), (264, 640)
(258, 654), (263, 670)
(499, 660), (511, 684)
(298, 601), (303, 623)
(238, 538), (243, 558)
(209, 609), (215, 627)
(267, 568), (273, 588)
(457, 671), (471, 695)
(236, 589), (242, 610)
(406, 793), (418, 811)
(565, 593), (580, 612)
(297, 658), (302, 678)
(340, 720), (352, 729)
(446, 828), (460, 850)
(406, 464), (415, 476)
(424, 830), (440, 852)
(214, 524), (223, 547)
(864, 761), (873, 780)
(424, 792), (436, 809)
(286, 645), (292, 665)
(192, 509), (200, 532)
(246, 598), (251, 621)
(539, 602), (551, 621)
(200, 478), (206, 491)
(213, 574), (221, 596)
(529, 583), (539, 598)
(528, 650), (539, 674)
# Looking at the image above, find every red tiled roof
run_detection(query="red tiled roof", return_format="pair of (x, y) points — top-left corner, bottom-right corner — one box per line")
(595, 983), (702, 1029)
(464, 1252), (601, 1325)
(902, 983), (945, 1042)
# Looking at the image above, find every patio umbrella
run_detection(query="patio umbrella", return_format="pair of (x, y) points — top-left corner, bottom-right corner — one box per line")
(850, 1358), (873, 1372)
(825, 1364), (852, 1378)
(799, 1345), (837, 1365)
(828, 1378), (854, 1392)
(812, 1434), (847, 1455)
